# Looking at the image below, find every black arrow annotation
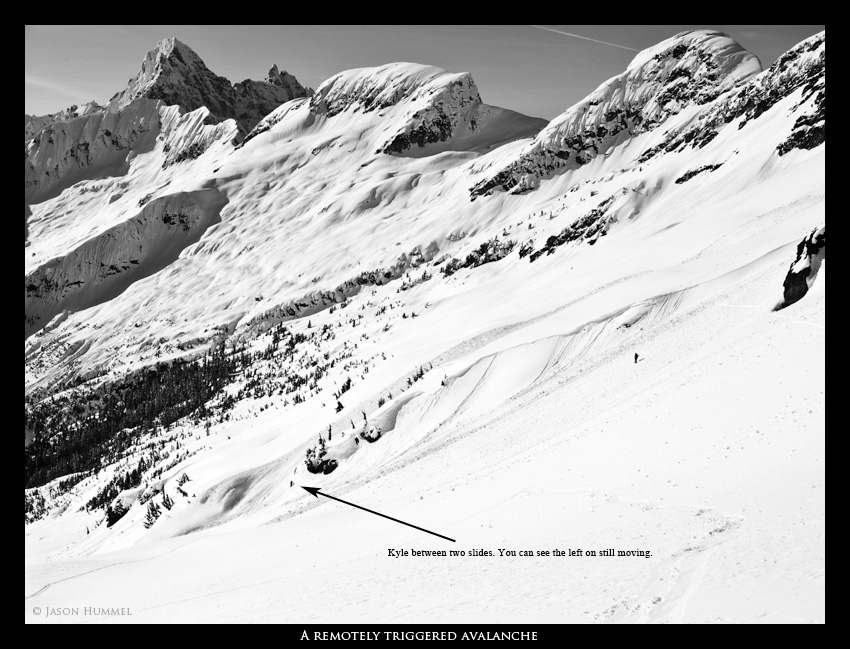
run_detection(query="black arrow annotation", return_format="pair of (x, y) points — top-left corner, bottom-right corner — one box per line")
(301, 486), (455, 542)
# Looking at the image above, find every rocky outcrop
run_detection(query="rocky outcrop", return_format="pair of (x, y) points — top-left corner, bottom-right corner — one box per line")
(674, 163), (723, 183)
(470, 30), (761, 199)
(775, 224), (825, 311)
(378, 73), (482, 154)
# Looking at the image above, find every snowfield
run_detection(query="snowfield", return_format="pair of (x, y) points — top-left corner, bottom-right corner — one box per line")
(25, 30), (824, 623)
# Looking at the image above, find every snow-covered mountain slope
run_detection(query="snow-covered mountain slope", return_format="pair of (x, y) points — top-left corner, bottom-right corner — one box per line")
(24, 60), (547, 347)
(25, 30), (824, 624)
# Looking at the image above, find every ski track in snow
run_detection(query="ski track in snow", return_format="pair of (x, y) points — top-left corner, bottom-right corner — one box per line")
(25, 538), (198, 600)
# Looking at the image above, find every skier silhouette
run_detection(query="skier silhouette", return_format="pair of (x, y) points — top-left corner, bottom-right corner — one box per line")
(634, 352), (639, 364)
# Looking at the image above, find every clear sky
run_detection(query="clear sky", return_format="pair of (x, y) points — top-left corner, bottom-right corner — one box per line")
(25, 25), (825, 121)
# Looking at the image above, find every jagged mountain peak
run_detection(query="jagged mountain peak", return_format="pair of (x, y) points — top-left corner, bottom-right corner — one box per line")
(266, 64), (292, 84)
(25, 37), (312, 203)
(105, 37), (311, 134)
(154, 36), (196, 58)
(107, 37), (205, 110)
(148, 36), (203, 69)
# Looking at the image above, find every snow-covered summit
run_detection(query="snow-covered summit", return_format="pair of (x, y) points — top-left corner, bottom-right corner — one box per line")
(310, 63), (477, 116)
(471, 30), (761, 197)
(626, 29), (760, 78)
(307, 62), (539, 155)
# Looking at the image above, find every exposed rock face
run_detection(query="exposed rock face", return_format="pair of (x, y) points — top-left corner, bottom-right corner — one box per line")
(776, 224), (825, 311)
(382, 73), (481, 154)
(25, 189), (228, 337)
(106, 38), (311, 135)
(470, 30), (761, 199)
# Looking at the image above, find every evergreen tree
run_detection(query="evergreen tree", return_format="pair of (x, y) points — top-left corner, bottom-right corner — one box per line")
(143, 501), (161, 529)
(162, 491), (174, 510)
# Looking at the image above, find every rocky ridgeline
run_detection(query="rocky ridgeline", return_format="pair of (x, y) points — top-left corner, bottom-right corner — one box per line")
(470, 30), (761, 199)
(638, 32), (824, 165)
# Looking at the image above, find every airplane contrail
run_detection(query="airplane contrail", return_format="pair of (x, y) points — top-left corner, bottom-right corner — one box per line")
(529, 25), (641, 52)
